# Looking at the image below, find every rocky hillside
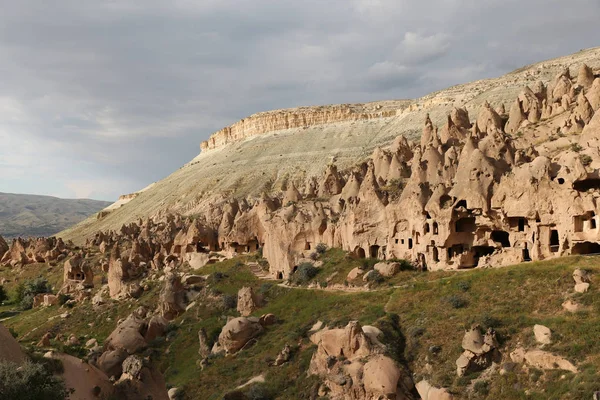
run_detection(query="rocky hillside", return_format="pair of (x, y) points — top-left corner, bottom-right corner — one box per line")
(3, 46), (600, 400)
(0, 192), (110, 239)
(0, 240), (598, 399)
(61, 47), (600, 242)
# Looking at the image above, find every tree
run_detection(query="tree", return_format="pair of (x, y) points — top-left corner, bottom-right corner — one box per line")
(0, 285), (7, 304)
(0, 360), (69, 400)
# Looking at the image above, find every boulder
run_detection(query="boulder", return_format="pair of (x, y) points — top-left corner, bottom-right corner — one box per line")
(374, 262), (400, 277)
(511, 347), (577, 373)
(573, 269), (590, 284)
(346, 267), (363, 280)
(533, 324), (552, 345)
(217, 317), (264, 354)
(562, 299), (582, 312)
(363, 355), (402, 397)
(574, 282), (590, 293)
(259, 313), (277, 327)
(416, 380), (454, 400)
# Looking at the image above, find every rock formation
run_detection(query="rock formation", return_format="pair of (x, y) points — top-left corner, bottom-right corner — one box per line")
(215, 317), (264, 355)
(455, 326), (500, 376)
(236, 286), (259, 317)
(308, 321), (413, 399)
(61, 253), (94, 293)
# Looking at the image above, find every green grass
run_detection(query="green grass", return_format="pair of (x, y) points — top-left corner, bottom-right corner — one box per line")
(3, 250), (600, 399)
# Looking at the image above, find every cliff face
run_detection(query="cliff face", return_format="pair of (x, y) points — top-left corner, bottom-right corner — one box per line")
(200, 104), (403, 152)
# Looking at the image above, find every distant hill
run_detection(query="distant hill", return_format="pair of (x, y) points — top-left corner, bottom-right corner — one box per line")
(0, 192), (111, 239)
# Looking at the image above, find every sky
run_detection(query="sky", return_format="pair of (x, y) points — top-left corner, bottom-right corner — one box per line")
(0, 0), (599, 201)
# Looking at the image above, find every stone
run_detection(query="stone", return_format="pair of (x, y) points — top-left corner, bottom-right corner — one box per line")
(198, 328), (211, 358)
(158, 272), (186, 321)
(258, 313), (277, 326)
(346, 267), (363, 280)
(562, 300), (582, 312)
(572, 269), (590, 284)
(37, 332), (52, 348)
(216, 317), (264, 354)
(456, 326), (499, 376)
(120, 355), (144, 380)
(236, 286), (259, 317)
(416, 380), (454, 400)
(523, 348), (577, 373)
(574, 282), (590, 293)
(273, 344), (291, 366)
(363, 355), (402, 398)
(168, 387), (181, 400)
(374, 261), (400, 277)
(533, 324), (552, 345)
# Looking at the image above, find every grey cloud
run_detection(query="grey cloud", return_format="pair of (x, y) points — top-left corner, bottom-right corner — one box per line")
(0, 0), (598, 200)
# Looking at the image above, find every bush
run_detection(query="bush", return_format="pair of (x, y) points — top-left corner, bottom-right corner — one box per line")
(580, 154), (593, 166)
(315, 243), (327, 254)
(473, 380), (489, 395)
(447, 295), (468, 309)
(57, 294), (71, 306)
(359, 258), (378, 271)
(0, 286), (7, 304)
(245, 383), (275, 400)
(15, 277), (52, 310)
(365, 270), (384, 284)
(0, 360), (69, 400)
(222, 294), (237, 310)
(258, 283), (273, 295)
(309, 252), (318, 261)
(291, 263), (319, 285)
(571, 143), (583, 152)
(457, 281), (471, 292)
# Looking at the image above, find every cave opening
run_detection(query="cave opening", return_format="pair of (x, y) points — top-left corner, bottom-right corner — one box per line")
(571, 241), (600, 255)
(355, 247), (366, 258)
(573, 179), (600, 192)
(369, 245), (380, 258)
(455, 217), (476, 233)
(550, 230), (559, 253)
(491, 230), (511, 247)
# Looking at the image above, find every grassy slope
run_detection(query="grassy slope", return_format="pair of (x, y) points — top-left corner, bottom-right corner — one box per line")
(0, 192), (110, 239)
(1, 251), (599, 399)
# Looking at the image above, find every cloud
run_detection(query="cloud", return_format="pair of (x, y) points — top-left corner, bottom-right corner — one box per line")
(397, 32), (451, 65)
(0, 1), (598, 200)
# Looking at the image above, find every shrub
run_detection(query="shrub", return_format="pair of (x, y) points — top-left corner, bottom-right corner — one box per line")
(15, 277), (52, 310)
(0, 286), (7, 304)
(0, 360), (69, 400)
(580, 154), (593, 166)
(258, 283), (273, 295)
(359, 258), (378, 271)
(244, 383), (275, 400)
(309, 252), (318, 261)
(57, 294), (71, 306)
(473, 380), (489, 395)
(457, 281), (471, 292)
(291, 263), (319, 285)
(366, 270), (385, 284)
(447, 295), (468, 309)
(315, 243), (327, 254)
(571, 143), (583, 152)
(479, 314), (502, 330)
(222, 294), (237, 310)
